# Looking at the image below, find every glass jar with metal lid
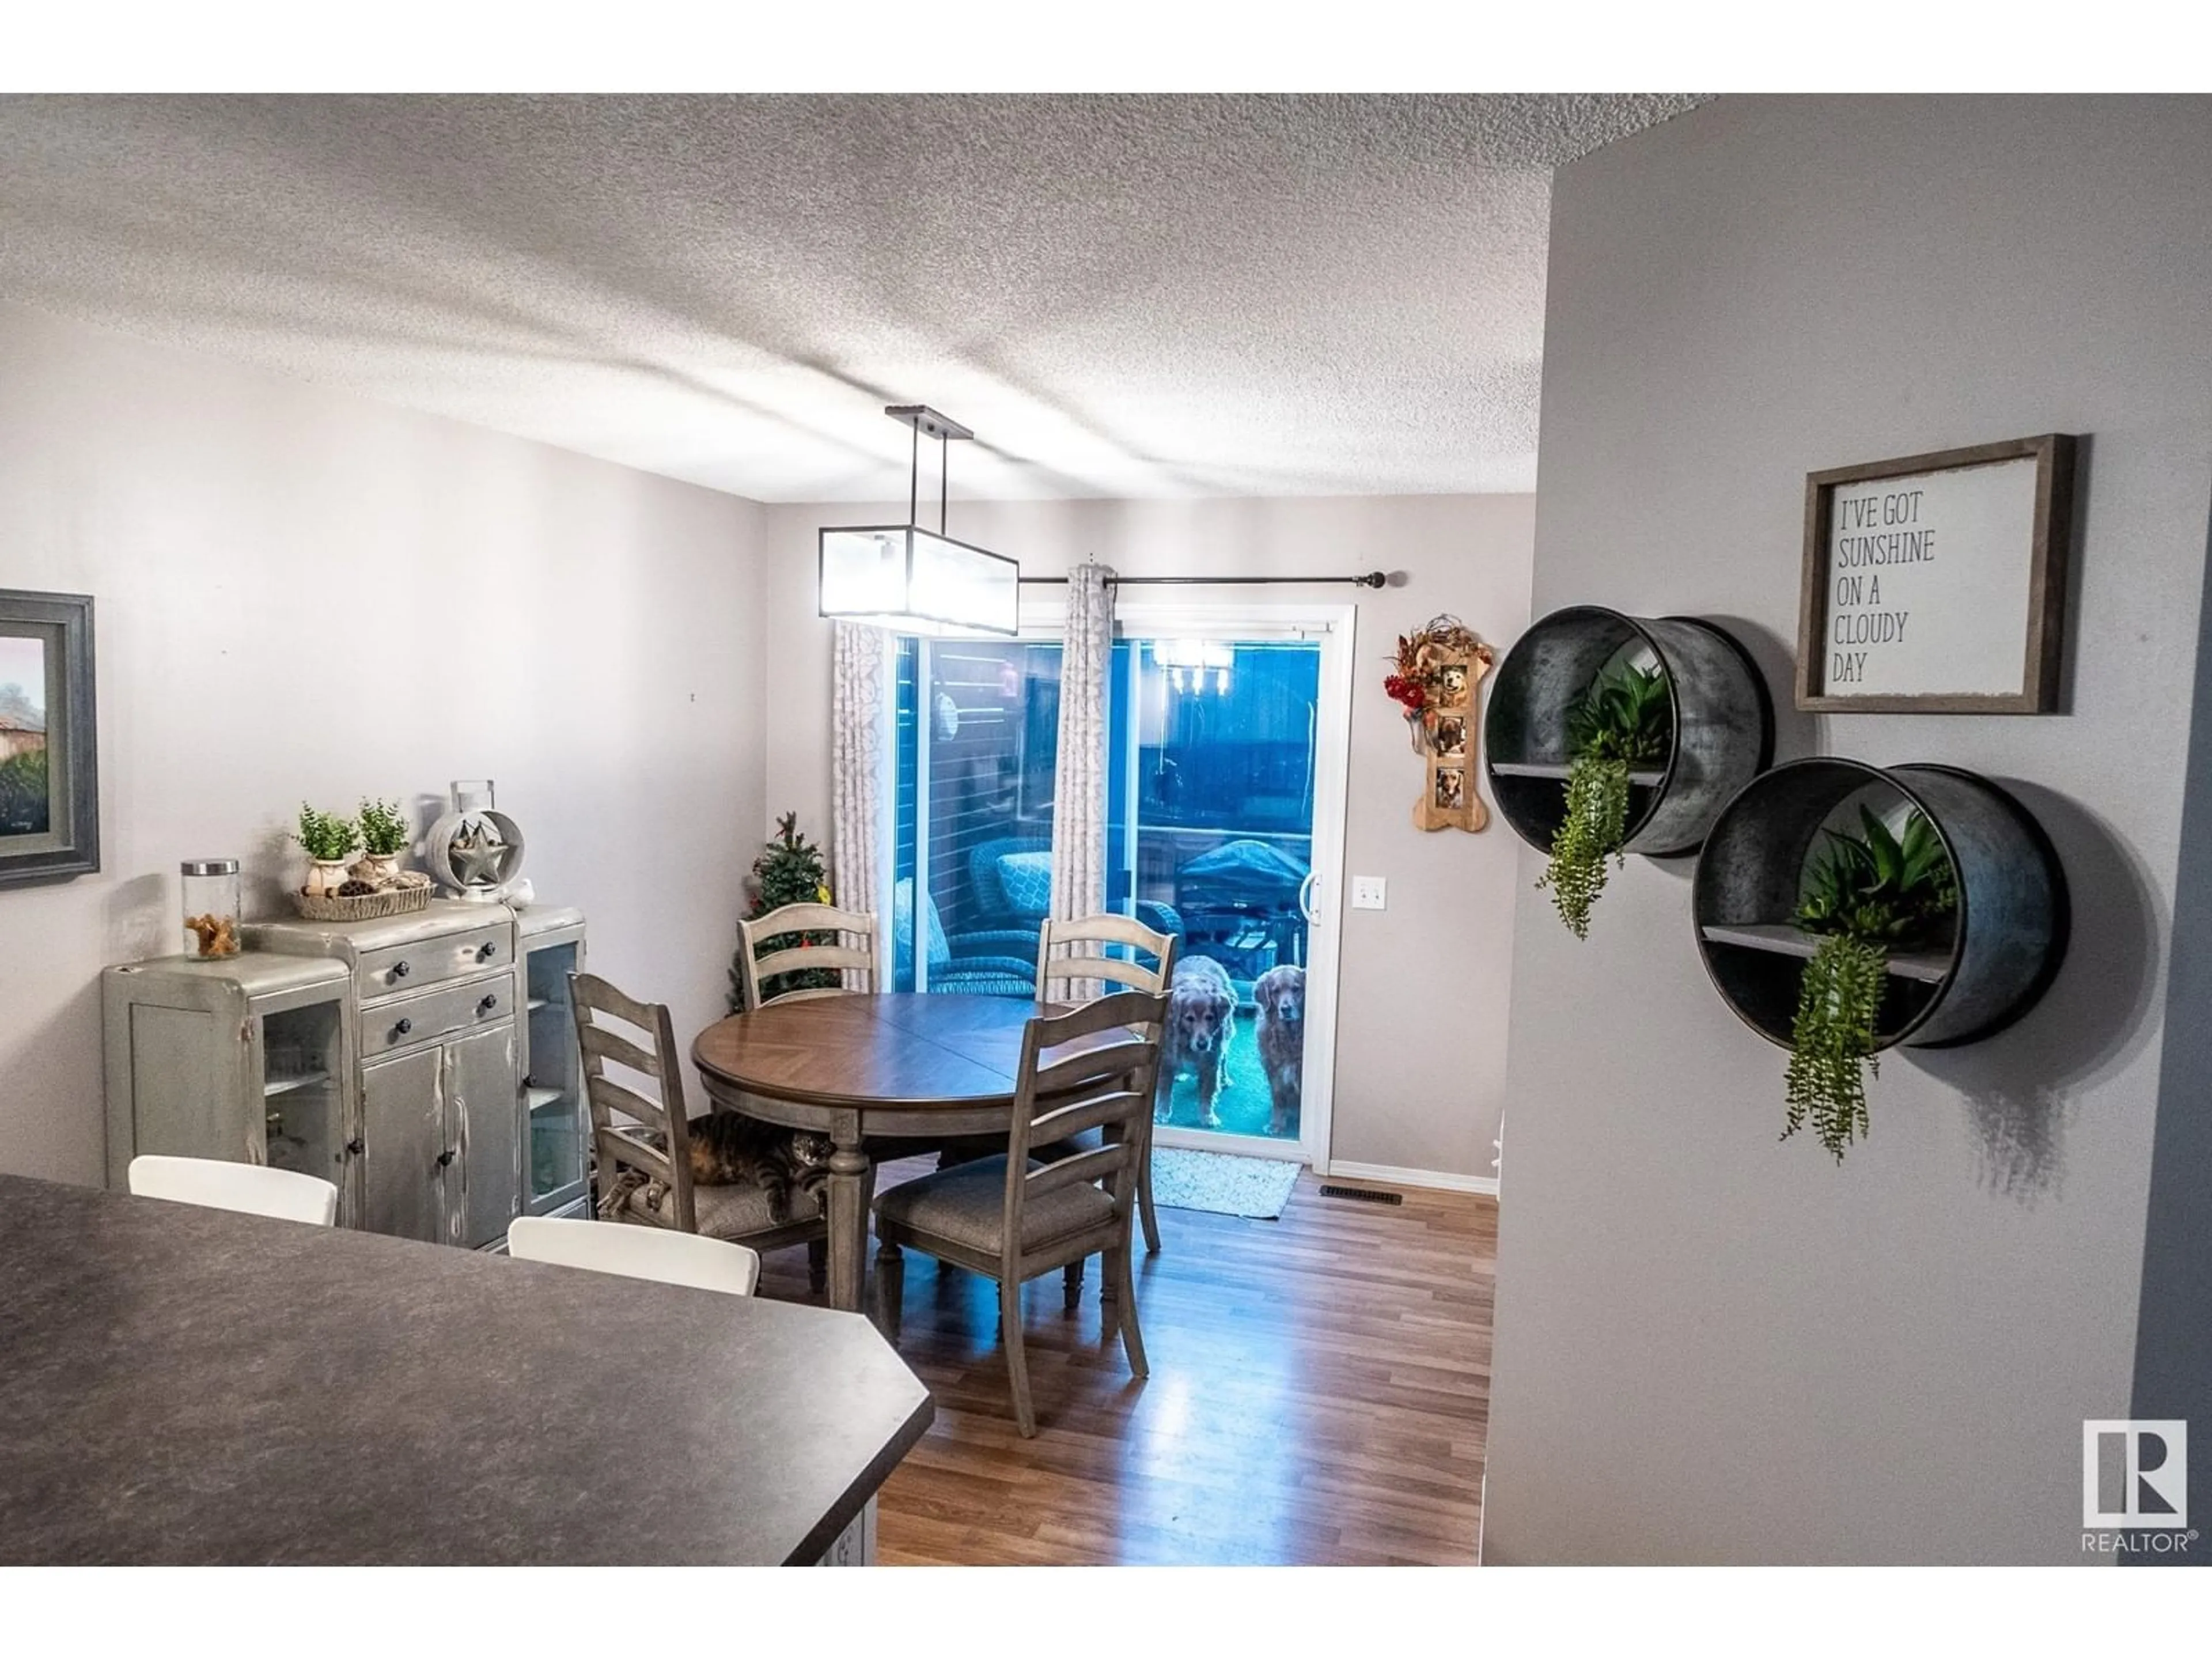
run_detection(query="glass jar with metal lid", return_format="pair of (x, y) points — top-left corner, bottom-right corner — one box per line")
(180, 858), (241, 959)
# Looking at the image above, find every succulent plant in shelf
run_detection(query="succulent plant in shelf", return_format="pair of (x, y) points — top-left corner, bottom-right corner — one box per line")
(1785, 806), (1957, 1161)
(1537, 659), (1671, 938)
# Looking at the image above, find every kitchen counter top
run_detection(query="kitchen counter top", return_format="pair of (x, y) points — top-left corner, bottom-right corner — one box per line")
(0, 1173), (931, 1564)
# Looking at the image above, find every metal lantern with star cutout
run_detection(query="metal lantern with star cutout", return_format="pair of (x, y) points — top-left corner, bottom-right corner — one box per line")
(423, 778), (526, 902)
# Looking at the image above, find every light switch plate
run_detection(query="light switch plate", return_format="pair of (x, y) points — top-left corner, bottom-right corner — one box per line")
(1351, 876), (1387, 911)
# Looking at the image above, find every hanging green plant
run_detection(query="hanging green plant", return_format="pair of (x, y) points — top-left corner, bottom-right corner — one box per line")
(1783, 806), (1957, 1160)
(1536, 660), (1671, 938)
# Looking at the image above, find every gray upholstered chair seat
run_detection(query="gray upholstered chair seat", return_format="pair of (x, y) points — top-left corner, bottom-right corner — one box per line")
(620, 1175), (821, 1240)
(874, 1154), (1115, 1255)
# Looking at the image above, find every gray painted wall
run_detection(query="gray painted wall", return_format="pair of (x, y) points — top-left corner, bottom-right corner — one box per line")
(760, 495), (1536, 1180)
(0, 301), (768, 1187)
(1483, 96), (2212, 1563)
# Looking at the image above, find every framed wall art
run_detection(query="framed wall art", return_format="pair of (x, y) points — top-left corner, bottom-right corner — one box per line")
(1796, 434), (2076, 713)
(0, 589), (100, 888)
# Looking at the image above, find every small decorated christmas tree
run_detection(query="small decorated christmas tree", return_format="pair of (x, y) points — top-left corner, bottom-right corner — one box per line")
(731, 812), (839, 1009)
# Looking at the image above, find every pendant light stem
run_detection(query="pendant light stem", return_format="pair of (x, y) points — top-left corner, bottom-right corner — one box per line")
(940, 433), (949, 535)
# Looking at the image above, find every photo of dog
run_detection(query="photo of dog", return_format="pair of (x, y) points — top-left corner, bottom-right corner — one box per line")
(1252, 963), (1306, 1137)
(1158, 954), (1237, 1128)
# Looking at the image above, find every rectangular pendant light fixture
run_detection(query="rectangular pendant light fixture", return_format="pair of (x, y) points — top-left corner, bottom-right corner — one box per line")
(819, 404), (1020, 637)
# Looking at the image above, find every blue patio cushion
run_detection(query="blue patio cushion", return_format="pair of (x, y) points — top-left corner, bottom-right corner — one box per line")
(995, 851), (1055, 921)
(969, 835), (1049, 918)
(892, 877), (952, 971)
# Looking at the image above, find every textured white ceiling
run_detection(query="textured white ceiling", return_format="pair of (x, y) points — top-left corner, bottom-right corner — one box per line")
(0, 94), (1705, 501)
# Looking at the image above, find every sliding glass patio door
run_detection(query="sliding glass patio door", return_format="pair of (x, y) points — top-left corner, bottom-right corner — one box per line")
(887, 604), (1353, 1170)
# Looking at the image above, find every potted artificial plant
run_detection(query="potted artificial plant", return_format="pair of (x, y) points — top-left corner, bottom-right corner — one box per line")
(1537, 659), (1670, 938)
(354, 797), (411, 888)
(296, 804), (361, 899)
(1784, 806), (1957, 1160)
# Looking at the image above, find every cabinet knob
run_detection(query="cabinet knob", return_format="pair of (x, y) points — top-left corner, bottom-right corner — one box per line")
(479, 993), (499, 1014)
(346, 1137), (365, 1156)
(476, 942), (498, 962)
(391, 960), (411, 979)
(436, 1149), (456, 1169)
(393, 1017), (413, 1037)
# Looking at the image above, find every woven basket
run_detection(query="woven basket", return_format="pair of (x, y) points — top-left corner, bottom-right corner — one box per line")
(290, 881), (434, 922)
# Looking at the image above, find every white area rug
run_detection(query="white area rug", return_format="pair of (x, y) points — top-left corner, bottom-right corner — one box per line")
(1148, 1147), (1302, 1219)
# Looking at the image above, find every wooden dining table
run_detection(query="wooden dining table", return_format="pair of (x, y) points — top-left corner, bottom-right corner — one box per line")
(693, 994), (1082, 1314)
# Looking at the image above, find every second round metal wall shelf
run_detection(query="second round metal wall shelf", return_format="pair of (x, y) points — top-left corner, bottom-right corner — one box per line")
(1691, 758), (2069, 1051)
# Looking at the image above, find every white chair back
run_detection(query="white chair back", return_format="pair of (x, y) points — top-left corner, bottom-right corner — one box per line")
(507, 1215), (760, 1297)
(127, 1154), (338, 1227)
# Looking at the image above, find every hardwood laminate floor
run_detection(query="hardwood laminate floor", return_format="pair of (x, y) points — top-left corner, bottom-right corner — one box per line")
(755, 1165), (1497, 1566)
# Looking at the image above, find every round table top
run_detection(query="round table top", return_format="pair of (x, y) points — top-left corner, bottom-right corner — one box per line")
(692, 993), (1058, 1112)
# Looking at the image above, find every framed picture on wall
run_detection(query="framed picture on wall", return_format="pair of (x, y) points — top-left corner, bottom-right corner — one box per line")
(0, 589), (99, 888)
(1796, 433), (2076, 713)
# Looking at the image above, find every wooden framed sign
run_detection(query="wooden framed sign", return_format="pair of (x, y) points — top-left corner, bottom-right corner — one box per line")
(1796, 433), (2075, 713)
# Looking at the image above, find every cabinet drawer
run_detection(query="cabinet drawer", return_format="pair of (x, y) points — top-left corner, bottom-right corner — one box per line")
(362, 974), (516, 1058)
(359, 923), (510, 1001)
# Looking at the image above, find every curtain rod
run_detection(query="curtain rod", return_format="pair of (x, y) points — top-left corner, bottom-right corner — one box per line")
(1018, 571), (1388, 589)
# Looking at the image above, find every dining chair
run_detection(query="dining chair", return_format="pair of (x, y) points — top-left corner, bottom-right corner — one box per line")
(736, 902), (880, 1010)
(872, 990), (1166, 1437)
(569, 971), (831, 1285)
(507, 1214), (760, 1297)
(1035, 912), (1179, 1264)
(126, 1153), (338, 1228)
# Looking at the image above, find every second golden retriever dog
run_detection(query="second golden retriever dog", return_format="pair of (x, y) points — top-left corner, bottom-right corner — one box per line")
(1253, 964), (1305, 1137)
(1159, 955), (1237, 1128)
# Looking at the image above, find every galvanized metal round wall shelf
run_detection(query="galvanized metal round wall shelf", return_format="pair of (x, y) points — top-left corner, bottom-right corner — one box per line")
(1483, 606), (1773, 858)
(1691, 759), (2069, 1052)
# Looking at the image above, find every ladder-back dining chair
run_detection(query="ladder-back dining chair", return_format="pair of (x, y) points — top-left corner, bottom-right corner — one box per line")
(569, 971), (830, 1282)
(1035, 912), (1179, 1261)
(736, 902), (881, 1010)
(872, 990), (1166, 1437)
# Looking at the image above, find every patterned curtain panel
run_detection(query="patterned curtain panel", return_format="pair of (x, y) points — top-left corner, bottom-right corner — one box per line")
(1048, 563), (1116, 997)
(830, 621), (891, 990)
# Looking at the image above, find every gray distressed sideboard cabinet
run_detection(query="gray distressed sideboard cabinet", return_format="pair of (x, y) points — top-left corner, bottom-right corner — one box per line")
(103, 900), (588, 1249)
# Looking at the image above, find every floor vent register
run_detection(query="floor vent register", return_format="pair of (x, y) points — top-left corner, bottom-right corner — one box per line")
(1317, 1184), (1404, 1206)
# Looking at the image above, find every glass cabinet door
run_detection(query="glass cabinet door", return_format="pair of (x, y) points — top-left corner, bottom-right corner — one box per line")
(523, 940), (587, 1214)
(259, 1000), (349, 1205)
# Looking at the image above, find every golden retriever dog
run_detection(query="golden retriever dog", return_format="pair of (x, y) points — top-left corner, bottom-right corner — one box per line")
(1158, 955), (1237, 1128)
(1253, 964), (1306, 1137)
